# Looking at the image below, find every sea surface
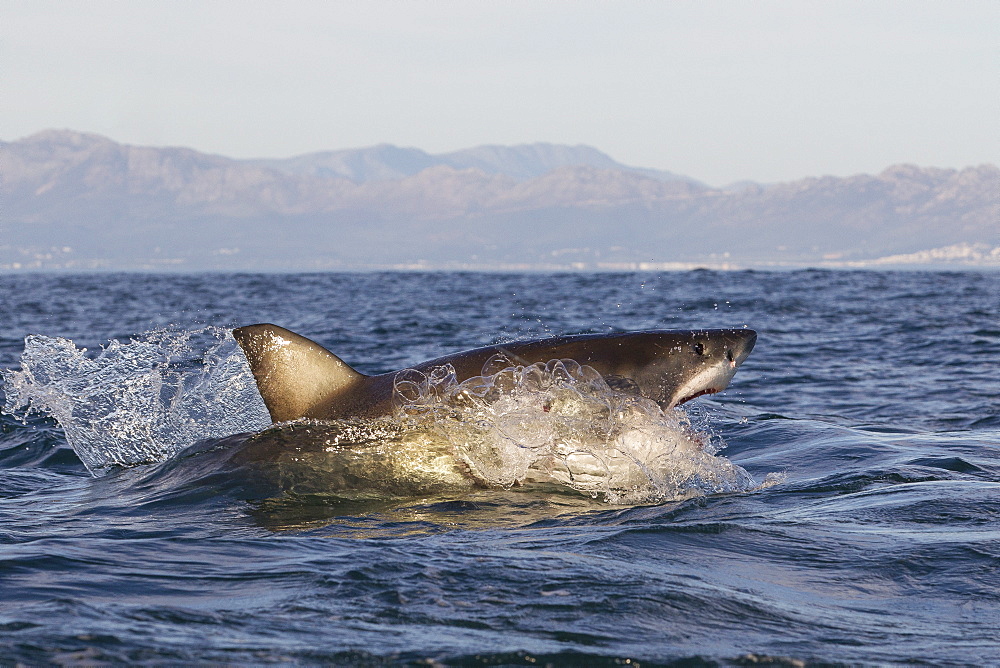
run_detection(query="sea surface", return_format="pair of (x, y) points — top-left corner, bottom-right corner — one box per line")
(1, 270), (999, 666)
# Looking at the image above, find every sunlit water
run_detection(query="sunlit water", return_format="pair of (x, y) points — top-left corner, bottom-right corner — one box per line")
(1, 270), (999, 665)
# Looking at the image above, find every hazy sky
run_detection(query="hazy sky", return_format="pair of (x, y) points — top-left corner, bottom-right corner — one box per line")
(3, 0), (998, 185)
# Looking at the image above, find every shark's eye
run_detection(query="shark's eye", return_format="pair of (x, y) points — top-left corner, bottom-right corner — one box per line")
(693, 342), (705, 355)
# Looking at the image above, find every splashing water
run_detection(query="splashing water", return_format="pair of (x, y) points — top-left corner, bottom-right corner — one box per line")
(393, 357), (762, 504)
(3, 328), (764, 503)
(2, 327), (271, 474)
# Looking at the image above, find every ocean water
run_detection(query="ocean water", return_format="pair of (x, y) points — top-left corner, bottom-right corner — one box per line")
(1, 270), (998, 666)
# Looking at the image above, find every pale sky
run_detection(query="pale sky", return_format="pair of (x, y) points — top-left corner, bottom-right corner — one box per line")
(3, 0), (998, 185)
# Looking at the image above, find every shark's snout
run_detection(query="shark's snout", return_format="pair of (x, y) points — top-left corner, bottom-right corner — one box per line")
(731, 330), (756, 368)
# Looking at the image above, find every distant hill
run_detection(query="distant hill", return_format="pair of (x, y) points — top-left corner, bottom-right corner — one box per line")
(249, 141), (700, 184)
(1, 129), (997, 271)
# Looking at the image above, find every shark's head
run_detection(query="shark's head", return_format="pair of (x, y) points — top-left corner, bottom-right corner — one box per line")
(631, 328), (757, 408)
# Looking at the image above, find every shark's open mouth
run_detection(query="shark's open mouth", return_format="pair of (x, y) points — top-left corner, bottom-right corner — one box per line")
(676, 387), (720, 406)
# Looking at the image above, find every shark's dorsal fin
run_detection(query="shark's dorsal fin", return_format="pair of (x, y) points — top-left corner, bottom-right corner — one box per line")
(232, 324), (365, 423)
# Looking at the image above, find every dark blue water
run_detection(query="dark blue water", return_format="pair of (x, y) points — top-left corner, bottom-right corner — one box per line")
(2, 271), (999, 666)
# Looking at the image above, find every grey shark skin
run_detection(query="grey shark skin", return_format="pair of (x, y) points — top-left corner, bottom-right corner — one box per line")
(232, 324), (757, 423)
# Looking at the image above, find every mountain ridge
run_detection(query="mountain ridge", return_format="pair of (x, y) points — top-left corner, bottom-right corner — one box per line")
(1, 130), (997, 271)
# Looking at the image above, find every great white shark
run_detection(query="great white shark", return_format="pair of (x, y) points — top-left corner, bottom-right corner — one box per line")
(233, 324), (757, 423)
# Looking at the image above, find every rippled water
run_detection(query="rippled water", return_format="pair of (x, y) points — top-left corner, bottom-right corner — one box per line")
(1, 270), (999, 665)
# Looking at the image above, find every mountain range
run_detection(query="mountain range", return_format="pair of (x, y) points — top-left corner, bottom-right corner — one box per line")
(1, 129), (997, 271)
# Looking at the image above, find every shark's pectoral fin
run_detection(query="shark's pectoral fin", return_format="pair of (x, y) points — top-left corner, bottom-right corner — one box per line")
(232, 324), (365, 423)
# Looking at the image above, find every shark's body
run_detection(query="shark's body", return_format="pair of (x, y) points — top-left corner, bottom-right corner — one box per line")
(233, 324), (756, 423)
